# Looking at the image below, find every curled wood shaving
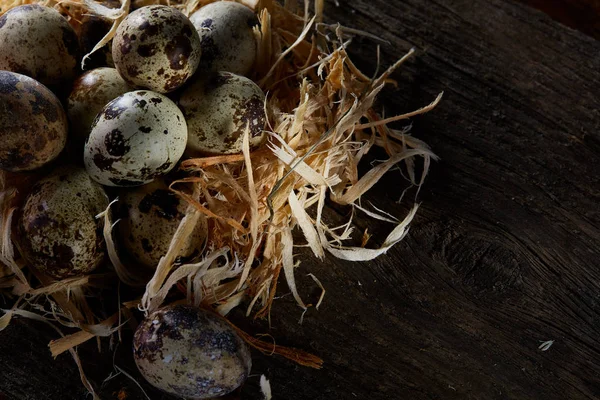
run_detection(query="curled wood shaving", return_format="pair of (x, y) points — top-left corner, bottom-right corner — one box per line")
(326, 204), (419, 261)
(268, 135), (341, 188)
(355, 92), (444, 130)
(255, 8), (273, 77)
(281, 227), (307, 309)
(308, 273), (325, 309)
(98, 198), (148, 287)
(49, 311), (123, 356)
(288, 191), (323, 259)
(27, 276), (89, 296)
(332, 149), (436, 205)
(260, 375), (273, 400)
(81, 0), (131, 69)
(259, 15), (315, 86)
(211, 306), (323, 368)
(0, 310), (12, 330)
(143, 247), (230, 312)
(314, 0), (323, 23)
(0, 186), (28, 288)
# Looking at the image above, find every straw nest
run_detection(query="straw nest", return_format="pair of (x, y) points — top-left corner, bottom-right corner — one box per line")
(0, 0), (441, 396)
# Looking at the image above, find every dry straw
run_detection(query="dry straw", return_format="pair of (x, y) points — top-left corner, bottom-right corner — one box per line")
(0, 0), (441, 396)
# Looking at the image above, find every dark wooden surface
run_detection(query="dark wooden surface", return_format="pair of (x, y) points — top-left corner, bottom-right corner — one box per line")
(2, 0), (600, 399)
(520, 0), (600, 40)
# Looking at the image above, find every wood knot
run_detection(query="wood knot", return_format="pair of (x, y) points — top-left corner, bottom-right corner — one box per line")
(444, 231), (525, 301)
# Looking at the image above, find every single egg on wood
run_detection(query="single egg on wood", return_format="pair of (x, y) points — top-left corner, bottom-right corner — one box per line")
(134, 305), (252, 399)
(190, 1), (258, 76)
(68, 68), (132, 146)
(119, 180), (207, 268)
(112, 5), (201, 93)
(84, 90), (187, 187)
(17, 166), (109, 279)
(178, 71), (266, 155)
(0, 71), (68, 172)
(0, 4), (79, 86)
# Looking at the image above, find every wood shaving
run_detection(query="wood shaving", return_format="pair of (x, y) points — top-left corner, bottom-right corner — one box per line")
(0, 0), (441, 395)
(260, 374), (273, 400)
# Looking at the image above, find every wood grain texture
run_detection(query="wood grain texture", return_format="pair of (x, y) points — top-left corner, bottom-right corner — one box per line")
(1, 0), (600, 399)
(519, 0), (600, 40)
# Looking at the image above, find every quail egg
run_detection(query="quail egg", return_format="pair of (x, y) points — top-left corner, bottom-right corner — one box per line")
(112, 5), (201, 93)
(68, 68), (132, 146)
(0, 71), (68, 172)
(18, 166), (109, 279)
(190, 1), (258, 76)
(178, 72), (266, 155)
(134, 305), (252, 399)
(119, 180), (207, 268)
(0, 4), (79, 86)
(84, 90), (187, 187)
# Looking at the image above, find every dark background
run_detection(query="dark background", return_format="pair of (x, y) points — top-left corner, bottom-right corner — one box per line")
(1, 0), (599, 399)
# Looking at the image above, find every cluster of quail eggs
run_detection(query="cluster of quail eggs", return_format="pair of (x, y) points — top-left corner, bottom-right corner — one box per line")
(0, 1), (262, 397)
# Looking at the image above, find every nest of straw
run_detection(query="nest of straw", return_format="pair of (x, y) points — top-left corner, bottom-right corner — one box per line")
(0, 0), (441, 396)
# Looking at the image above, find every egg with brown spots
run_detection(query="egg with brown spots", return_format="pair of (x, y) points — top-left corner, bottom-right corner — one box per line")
(84, 90), (187, 187)
(119, 180), (207, 268)
(178, 71), (266, 155)
(190, 1), (258, 76)
(68, 68), (132, 147)
(112, 5), (201, 93)
(0, 4), (79, 86)
(133, 305), (252, 399)
(0, 71), (68, 172)
(17, 166), (109, 279)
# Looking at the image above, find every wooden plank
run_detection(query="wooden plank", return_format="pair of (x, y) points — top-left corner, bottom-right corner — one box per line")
(518, 0), (600, 40)
(1, 0), (599, 399)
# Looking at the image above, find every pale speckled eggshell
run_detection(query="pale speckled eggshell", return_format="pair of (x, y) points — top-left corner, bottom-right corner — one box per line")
(112, 5), (201, 93)
(119, 180), (207, 268)
(0, 71), (68, 172)
(84, 90), (187, 187)
(68, 68), (132, 146)
(190, 1), (258, 76)
(0, 4), (79, 86)
(18, 166), (109, 279)
(178, 72), (266, 156)
(133, 305), (252, 399)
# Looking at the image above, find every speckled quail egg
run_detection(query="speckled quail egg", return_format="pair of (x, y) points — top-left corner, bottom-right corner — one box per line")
(84, 90), (187, 187)
(178, 72), (266, 155)
(68, 68), (132, 146)
(0, 71), (68, 172)
(0, 4), (79, 86)
(119, 180), (207, 268)
(190, 1), (258, 76)
(134, 305), (252, 399)
(112, 5), (201, 93)
(17, 166), (109, 279)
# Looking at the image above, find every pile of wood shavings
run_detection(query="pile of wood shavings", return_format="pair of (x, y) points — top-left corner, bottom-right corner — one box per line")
(0, 0), (442, 396)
